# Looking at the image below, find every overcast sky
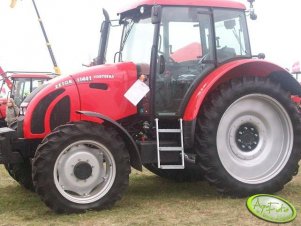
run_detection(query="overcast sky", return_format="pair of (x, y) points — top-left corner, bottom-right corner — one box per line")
(0, 0), (300, 74)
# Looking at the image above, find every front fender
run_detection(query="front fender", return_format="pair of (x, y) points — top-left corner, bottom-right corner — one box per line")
(77, 111), (142, 171)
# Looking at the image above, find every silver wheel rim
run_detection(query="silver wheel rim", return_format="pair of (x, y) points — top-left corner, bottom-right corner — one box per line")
(217, 94), (293, 184)
(53, 140), (116, 204)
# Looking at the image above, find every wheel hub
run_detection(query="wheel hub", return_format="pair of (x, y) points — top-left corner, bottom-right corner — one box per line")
(73, 162), (93, 180)
(235, 123), (259, 152)
(54, 142), (116, 203)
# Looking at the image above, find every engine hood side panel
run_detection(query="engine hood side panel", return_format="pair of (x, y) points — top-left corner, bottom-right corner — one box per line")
(22, 62), (138, 139)
(71, 62), (138, 122)
(23, 75), (81, 139)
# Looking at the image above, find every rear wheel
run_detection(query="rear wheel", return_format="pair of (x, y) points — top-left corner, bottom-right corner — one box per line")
(195, 77), (301, 196)
(32, 121), (130, 213)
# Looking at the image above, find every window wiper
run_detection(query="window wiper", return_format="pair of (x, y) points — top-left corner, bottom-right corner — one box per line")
(232, 27), (248, 55)
(120, 20), (135, 52)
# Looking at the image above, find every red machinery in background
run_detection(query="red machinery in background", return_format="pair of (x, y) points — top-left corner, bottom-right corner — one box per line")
(0, 66), (53, 126)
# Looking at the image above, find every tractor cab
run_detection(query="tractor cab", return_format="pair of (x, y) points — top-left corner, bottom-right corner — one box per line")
(10, 73), (52, 106)
(112, 1), (251, 116)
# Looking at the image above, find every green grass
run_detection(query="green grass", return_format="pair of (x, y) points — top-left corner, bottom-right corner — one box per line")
(0, 165), (300, 226)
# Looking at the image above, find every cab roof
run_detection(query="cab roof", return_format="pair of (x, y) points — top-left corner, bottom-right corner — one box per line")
(118, 0), (246, 14)
(11, 73), (53, 79)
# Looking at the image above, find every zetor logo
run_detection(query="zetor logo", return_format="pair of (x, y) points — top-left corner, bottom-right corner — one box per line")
(55, 79), (73, 89)
(247, 194), (296, 223)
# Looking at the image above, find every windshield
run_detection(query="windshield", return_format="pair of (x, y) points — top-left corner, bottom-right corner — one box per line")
(120, 17), (154, 64)
(213, 9), (251, 63)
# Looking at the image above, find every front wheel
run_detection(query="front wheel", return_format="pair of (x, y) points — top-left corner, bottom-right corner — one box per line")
(4, 122), (34, 191)
(4, 160), (34, 191)
(32, 121), (130, 213)
(195, 77), (301, 196)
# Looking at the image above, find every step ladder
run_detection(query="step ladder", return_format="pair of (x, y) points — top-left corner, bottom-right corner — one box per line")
(155, 118), (185, 169)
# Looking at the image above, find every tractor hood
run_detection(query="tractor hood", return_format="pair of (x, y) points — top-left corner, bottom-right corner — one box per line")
(21, 62), (139, 139)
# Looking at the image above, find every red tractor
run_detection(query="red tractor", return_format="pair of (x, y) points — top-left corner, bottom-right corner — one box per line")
(1, 0), (301, 213)
(0, 66), (53, 127)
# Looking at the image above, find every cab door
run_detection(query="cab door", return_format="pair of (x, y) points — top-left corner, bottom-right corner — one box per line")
(154, 7), (215, 116)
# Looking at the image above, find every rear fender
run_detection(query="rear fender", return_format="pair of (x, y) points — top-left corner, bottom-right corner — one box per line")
(183, 59), (301, 147)
(77, 111), (142, 171)
(183, 59), (301, 121)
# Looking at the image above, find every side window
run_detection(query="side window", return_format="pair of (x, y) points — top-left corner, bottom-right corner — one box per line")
(23, 80), (31, 97)
(169, 22), (202, 62)
(214, 9), (251, 63)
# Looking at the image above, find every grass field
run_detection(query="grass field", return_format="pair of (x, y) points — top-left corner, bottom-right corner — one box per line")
(0, 165), (300, 226)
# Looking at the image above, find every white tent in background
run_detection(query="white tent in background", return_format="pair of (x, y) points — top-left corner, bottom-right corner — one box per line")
(292, 61), (300, 73)
(291, 61), (301, 82)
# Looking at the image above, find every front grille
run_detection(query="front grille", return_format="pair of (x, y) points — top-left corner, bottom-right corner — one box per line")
(50, 96), (71, 130)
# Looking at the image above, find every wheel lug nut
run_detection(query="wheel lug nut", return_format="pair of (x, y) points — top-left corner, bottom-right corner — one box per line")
(238, 139), (242, 143)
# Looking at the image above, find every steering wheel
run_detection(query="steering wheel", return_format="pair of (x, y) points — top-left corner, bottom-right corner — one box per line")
(198, 53), (209, 65)
(158, 51), (178, 65)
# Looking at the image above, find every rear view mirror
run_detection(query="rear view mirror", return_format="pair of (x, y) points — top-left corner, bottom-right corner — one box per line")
(224, 19), (236, 29)
(151, 5), (162, 24)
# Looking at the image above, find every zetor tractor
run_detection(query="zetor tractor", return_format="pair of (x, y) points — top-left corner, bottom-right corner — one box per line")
(1, 0), (301, 213)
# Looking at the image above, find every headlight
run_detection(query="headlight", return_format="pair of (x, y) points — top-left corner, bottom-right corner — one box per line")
(19, 102), (28, 116)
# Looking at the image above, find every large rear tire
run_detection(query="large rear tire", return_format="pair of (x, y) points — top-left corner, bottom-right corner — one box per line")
(195, 77), (301, 196)
(32, 121), (130, 213)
